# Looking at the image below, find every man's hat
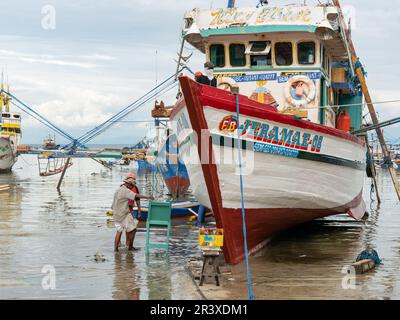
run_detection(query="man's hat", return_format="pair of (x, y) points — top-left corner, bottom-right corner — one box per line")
(126, 172), (136, 179)
(123, 175), (136, 185)
(204, 62), (214, 69)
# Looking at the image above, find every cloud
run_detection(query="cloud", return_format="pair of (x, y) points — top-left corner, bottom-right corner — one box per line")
(1, 0), (399, 144)
(81, 53), (116, 61)
(19, 57), (97, 69)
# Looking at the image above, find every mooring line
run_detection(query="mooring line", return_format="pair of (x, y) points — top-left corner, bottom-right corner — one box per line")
(235, 92), (254, 300)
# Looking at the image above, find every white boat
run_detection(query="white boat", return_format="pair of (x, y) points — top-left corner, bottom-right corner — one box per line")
(170, 1), (368, 264)
(0, 88), (21, 173)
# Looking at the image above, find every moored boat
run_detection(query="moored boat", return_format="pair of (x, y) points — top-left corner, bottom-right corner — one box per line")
(155, 134), (191, 198)
(0, 86), (21, 173)
(170, 1), (368, 264)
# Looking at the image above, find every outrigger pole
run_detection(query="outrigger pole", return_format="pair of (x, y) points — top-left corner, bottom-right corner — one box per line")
(334, 0), (400, 201)
(352, 117), (400, 135)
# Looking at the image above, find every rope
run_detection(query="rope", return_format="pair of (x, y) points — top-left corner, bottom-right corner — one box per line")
(71, 80), (179, 146)
(235, 93), (254, 300)
(3, 91), (77, 143)
(19, 155), (33, 167)
(303, 99), (400, 111)
(67, 67), (186, 148)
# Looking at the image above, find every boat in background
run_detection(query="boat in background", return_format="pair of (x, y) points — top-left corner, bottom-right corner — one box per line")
(155, 134), (191, 198)
(171, 1), (367, 264)
(42, 134), (60, 150)
(0, 84), (21, 173)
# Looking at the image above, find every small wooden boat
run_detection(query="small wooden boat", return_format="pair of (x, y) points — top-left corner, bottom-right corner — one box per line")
(39, 161), (73, 177)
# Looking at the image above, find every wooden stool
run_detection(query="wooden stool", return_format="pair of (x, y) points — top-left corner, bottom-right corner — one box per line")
(199, 250), (221, 286)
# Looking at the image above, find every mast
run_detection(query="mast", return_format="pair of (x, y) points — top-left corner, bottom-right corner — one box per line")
(333, 0), (400, 200)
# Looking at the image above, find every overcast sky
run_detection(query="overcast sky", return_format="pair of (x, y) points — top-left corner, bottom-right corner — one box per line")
(0, 0), (399, 145)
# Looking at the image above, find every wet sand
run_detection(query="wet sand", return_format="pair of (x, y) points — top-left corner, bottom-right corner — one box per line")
(0, 155), (202, 299)
(1, 155), (399, 299)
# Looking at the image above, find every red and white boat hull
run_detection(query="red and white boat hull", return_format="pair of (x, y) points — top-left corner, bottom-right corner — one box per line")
(171, 77), (366, 264)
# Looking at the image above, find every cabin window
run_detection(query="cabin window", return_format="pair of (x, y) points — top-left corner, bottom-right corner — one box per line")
(298, 42), (316, 65)
(246, 41), (272, 67)
(210, 44), (225, 68)
(275, 42), (293, 66)
(229, 44), (246, 67)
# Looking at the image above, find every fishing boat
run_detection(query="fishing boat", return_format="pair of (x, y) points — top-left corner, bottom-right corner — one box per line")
(155, 134), (191, 198)
(42, 134), (60, 150)
(151, 101), (192, 198)
(0, 85), (21, 173)
(170, 1), (368, 264)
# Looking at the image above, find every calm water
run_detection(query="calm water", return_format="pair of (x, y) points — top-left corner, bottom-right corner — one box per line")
(0, 155), (202, 299)
(1, 154), (400, 300)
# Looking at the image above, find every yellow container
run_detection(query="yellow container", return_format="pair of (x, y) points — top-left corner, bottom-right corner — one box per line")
(198, 228), (224, 248)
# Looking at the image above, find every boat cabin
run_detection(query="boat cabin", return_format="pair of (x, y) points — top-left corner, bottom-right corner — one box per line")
(183, 4), (363, 131)
(0, 112), (22, 137)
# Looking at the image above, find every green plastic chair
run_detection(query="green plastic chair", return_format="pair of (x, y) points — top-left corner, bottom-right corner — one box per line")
(146, 201), (172, 256)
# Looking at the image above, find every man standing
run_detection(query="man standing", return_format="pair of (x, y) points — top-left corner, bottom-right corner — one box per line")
(195, 62), (217, 87)
(112, 175), (153, 252)
(127, 172), (141, 250)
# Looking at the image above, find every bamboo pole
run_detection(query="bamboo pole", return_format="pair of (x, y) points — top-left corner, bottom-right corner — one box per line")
(334, 0), (400, 201)
(57, 157), (71, 191)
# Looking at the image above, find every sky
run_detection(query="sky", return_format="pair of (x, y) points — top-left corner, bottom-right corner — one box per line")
(0, 0), (399, 145)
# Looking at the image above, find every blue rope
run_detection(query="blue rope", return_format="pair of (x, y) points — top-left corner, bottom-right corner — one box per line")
(235, 93), (254, 300)
(70, 67), (185, 146)
(5, 94), (82, 147)
(3, 91), (76, 142)
(63, 71), (182, 149)
(355, 58), (368, 77)
(77, 81), (178, 145)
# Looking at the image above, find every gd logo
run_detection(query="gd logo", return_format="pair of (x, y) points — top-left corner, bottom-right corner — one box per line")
(219, 116), (238, 132)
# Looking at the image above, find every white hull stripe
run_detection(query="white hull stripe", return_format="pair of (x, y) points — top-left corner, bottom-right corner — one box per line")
(212, 134), (366, 171)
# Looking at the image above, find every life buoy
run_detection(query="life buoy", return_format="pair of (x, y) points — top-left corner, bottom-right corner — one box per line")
(217, 77), (237, 91)
(284, 75), (316, 108)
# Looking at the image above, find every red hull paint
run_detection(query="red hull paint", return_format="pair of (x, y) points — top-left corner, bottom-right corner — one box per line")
(177, 77), (364, 265)
(172, 80), (365, 147)
(222, 193), (363, 264)
(164, 177), (191, 197)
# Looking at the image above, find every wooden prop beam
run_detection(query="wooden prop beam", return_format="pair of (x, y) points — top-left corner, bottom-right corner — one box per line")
(334, 0), (400, 200)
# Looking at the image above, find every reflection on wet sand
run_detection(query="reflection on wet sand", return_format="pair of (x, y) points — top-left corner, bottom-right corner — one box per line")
(146, 255), (172, 300)
(199, 171), (400, 300)
(112, 252), (140, 300)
